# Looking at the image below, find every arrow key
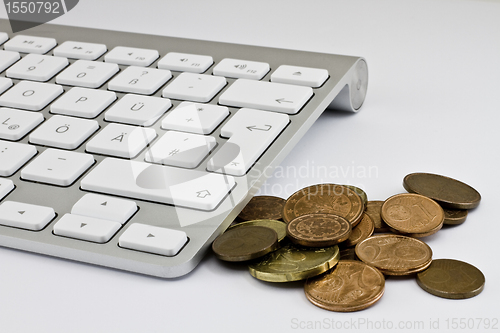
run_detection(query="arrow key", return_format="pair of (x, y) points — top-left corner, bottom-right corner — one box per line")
(119, 223), (188, 256)
(0, 201), (55, 231)
(53, 213), (121, 243)
(71, 194), (137, 224)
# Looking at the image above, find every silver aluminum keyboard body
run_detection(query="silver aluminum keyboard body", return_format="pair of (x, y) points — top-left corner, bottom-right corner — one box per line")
(0, 19), (368, 278)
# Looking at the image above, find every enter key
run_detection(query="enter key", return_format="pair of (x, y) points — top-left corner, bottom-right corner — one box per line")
(207, 108), (289, 176)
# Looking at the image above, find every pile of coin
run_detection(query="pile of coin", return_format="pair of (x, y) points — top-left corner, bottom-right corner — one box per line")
(212, 172), (485, 312)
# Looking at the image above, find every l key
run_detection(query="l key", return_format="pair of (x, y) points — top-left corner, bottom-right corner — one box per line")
(207, 108), (289, 176)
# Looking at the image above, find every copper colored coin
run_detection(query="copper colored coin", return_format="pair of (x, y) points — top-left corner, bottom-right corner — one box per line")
(283, 184), (364, 227)
(343, 213), (374, 247)
(212, 226), (278, 262)
(343, 185), (368, 208)
(228, 219), (287, 243)
(417, 259), (485, 299)
(355, 234), (432, 275)
(304, 260), (385, 312)
(403, 173), (481, 209)
(442, 208), (468, 225)
(365, 201), (390, 232)
(237, 195), (286, 221)
(339, 247), (358, 261)
(381, 193), (444, 236)
(287, 213), (352, 247)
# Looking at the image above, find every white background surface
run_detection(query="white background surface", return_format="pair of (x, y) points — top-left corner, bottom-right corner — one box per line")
(1, 0), (499, 332)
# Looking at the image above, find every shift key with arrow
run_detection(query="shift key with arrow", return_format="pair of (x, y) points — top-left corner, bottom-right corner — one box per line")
(219, 79), (313, 114)
(207, 108), (289, 176)
(0, 200), (55, 231)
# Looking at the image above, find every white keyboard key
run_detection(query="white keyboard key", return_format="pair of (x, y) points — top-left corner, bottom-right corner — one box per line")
(21, 148), (94, 186)
(6, 54), (68, 82)
(86, 123), (156, 159)
(161, 102), (229, 135)
(53, 41), (107, 60)
(207, 108), (289, 176)
(0, 178), (14, 200)
(0, 80), (63, 111)
(50, 87), (116, 118)
(71, 194), (137, 224)
(119, 223), (187, 256)
(56, 60), (119, 88)
(4, 35), (56, 54)
(0, 32), (8, 45)
(0, 50), (20, 73)
(0, 140), (37, 176)
(81, 157), (236, 210)
(145, 131), (216, 168)
(158, 52), (213, 73)
(219, 79), (313, 114)
(0, 201), (55, 231)
(213, 58), (270, 80)
(162, 72), (226, 103)
(271, 65), (329, 87)
(108, 66), (171, 95)
(29, 115), (99, 150)
(0, 108), (44, 141)
(105, 46), (159, 67)
(53, 214), (121, 243)
(105, 94), (171, 126)
(0, 77), (13, 94)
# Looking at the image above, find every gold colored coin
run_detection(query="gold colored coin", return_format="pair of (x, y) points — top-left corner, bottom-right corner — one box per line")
(237, 195), (286, 221)
(355, 234), (432, 275)
(304, 260), (385, 312)
(212, 226), (278, 262)
(381, 193), (444, 237)
(342, 213), (374, 247)
(417, 259), (485, 299)
(442, 208), (468, 225)
(228, 219), (287, 243)
(248, 244), (340, 282)
(403, 173), (481, 210)
(287, 213), (352, 247)
(283, 184), (364, 227)
(343, 185), (368, 208)
(365, 201), (390, 233)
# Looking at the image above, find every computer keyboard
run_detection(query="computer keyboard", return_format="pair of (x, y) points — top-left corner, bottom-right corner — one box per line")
(0, 19), (368, 278)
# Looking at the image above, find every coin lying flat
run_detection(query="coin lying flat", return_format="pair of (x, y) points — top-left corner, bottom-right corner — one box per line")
(417, 259), (485, 299)
(228, 219), (287, 243)
(403, 173), (481, 210)
(442, 208), (468, 225)
(212, 226), (278, 262)
(248, 243), (340, 282)
(381, 193), (444, 237)
(365, 201), (390, 233)
(355, 234), (432, 275)
(344, 185), (368, 208)
(237, 195), (286, 221)
(342, 213), (374, 247)
(287, 213), (352, 247)
(283, 184), (364, 227)
(304, 260), (385, 312)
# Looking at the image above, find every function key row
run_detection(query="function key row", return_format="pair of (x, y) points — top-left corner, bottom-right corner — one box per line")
(0, 33), (329, 86)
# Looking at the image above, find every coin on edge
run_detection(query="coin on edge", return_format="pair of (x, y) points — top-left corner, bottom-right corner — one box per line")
(381, 193), (444, 237)
(342, 213), (374, 247)
(237, 195), (286, 221)
(403, 173), (481, 210)
(283, 184), (364, 227)
(355, 234), (432, 275)
(212, 226), (278, 262)
(287, 213), (352, 247)
(305, 260), (385, 312)
(248, 243), (340, 282)
(228, 219), (287, 243)
(443, 208), (468, 225)
(365, 201), (390, 233)
(417, 259), (485, 299)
